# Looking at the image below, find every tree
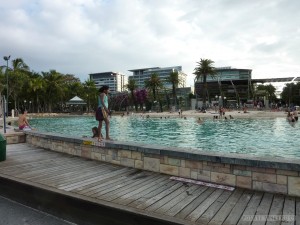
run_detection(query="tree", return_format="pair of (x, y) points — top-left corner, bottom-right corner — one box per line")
(144, 73), (164, 111)
(42, 70), (65, 112)
(28, 72), (45, 113)
(83, 79), (97, 112)
(125, 79), (138, 111)
(9, 58), (30, 110)
(256, 84), (277, 103)
(144, 73), (163, 101)
(135, 89), (148, 111)
(165, 70), (182, 109)
(193, 59), (217, 108)
(281, 82), (300, 106)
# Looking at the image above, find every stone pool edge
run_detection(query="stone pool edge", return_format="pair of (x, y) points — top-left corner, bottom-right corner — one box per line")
(24, 130), (300, 197)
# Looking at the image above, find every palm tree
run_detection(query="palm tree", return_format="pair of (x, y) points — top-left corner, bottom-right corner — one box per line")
(125, 79), (138, 111)
(165, 70), (182, 110)
(256, 84), (277, 105)
(193, 59), (217, 109)
(83, 79), (97, 112)
(29, 73), (45, 113)
(42, 70), (65, 112)
(144, 73), (164, 111)
(10, 58), (30, 110)
(144, 73), (163, 101)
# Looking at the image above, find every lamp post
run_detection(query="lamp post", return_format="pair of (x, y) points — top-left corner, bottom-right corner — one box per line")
(24, 100), (27, 110)
(3, 55), (10, 116)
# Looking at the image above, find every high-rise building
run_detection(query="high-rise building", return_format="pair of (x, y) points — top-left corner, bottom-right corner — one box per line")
(89, 72), (128, 93)
(128, 66), (187, 89)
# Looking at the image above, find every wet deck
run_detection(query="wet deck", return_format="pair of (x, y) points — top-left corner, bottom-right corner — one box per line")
(0, 143), (298, 225)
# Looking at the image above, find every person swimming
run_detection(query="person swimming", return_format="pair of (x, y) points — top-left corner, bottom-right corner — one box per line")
(197, 117), (203, 124)
(92, 126), (103, 138)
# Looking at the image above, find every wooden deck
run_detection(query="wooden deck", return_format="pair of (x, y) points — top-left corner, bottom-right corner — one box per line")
(0, 143), (298, 225)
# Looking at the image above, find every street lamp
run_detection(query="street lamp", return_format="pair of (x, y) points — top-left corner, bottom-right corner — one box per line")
(3, 55), (10, 116)
(24, 100), (27, 109)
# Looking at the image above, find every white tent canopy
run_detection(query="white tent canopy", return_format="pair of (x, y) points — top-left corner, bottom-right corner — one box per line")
(66, 96), (86, 105)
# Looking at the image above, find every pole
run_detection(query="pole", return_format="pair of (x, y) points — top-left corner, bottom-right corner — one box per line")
(3, 96), (6, 133)
(6, 59), (8, 115)
(3, 55), (10, 117)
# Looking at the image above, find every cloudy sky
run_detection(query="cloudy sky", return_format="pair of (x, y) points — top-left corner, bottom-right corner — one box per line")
(1, 0), (300, 86)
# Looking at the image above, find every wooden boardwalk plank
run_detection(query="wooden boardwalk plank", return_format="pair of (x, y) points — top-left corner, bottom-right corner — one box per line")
(197, 190), (232, 224)
(60, 167), (133, 191)
(34, 163), (110, 184)
(77, 170), (143, 195)
(1, 143), (296, 225)
(74, 169), (141, 194)
(144, 183), (192, 212)
(237, 192), (264, 225)
(281, 196), (296, 225)
(266, 194), (284, 225)
(165, 185), (209, 217)
(208, 189), (244, 225)
(295, 198), (300, 225)
(136, 182), (184, 210)
(185, 188), (224, 222)
(175, 187), (214, 220)
(89, 171), (156, 198)
(154, 184), (201, 214)
(223, 190), (254, 225)
(11, 158), (96, 179)
(252, 193), (274, 225)
(112, 176), (170, 205)
(128, 180), (178, 208)
(99, 173), (161, 202)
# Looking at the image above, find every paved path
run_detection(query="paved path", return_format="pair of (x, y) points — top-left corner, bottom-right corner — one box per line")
(0, 195), (75, 225)
(0, 143), (298, 225)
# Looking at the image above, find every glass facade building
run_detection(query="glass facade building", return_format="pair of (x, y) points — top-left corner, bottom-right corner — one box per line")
(128, 66), (187, 89)
(195, 67), (252, 104)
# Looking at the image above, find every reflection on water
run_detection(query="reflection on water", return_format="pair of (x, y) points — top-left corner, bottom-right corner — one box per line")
(29, 116), (300, 159)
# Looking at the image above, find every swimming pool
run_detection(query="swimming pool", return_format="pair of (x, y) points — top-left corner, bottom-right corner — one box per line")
(28, 116), (300, 159)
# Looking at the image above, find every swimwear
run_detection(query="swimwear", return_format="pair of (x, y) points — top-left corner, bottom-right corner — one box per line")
(19, 125), (25, 130)
(19, 125), (31, 130)
(96, 107), (108, 121)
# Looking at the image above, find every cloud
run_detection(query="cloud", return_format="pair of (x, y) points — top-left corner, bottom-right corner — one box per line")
(0, 0), (300, 86)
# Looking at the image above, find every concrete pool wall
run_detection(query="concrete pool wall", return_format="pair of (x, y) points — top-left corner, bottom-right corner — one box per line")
(24, 130), (300, 197)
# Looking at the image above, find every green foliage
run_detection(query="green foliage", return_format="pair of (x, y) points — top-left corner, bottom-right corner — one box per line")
(0, 57), (99, 113)
(125, 79), (138, 111)
(165, 71), (182, 108)
(281, 82), (300, 105)
(255, 84), (277, 102)
(193, 58), (216, 106)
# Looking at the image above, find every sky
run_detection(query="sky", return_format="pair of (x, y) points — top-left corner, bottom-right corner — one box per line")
(1, 0), (300, 86)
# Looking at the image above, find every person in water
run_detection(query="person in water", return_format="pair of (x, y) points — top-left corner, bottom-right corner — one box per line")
(92, 126), (103, 139)
(95, 85), (111, 141)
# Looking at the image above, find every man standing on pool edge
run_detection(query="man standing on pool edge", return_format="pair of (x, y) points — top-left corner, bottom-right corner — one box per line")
(96, 85), (111, 141)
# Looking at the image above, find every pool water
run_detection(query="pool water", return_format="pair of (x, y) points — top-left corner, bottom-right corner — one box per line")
(29, 116), (300, 159)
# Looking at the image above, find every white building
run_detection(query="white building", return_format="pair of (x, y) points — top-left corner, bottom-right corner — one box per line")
(89, 72), (128, 93)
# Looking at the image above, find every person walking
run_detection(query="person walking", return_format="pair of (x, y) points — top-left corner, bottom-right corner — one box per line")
(95, 85), (111, 141)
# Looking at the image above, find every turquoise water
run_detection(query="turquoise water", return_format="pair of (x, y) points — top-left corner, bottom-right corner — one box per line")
(29, 116), (300, 159)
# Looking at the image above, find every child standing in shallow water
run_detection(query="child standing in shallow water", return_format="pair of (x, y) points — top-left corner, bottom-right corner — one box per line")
(95, 85), (111, 141)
